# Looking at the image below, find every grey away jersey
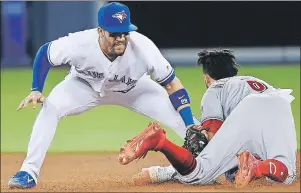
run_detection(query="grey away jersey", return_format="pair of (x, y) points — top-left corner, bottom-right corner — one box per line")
(200, 76), (276, 124)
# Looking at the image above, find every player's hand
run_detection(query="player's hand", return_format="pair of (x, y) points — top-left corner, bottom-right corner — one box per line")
(17, 91), (45, 111)
(192, 125), (209, 139)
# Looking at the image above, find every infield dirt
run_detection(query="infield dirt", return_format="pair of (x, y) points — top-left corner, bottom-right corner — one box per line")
(1, 151), (300, 192)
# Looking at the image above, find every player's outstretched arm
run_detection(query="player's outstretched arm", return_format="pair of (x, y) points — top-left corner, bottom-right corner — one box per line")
(131, 32), (196, 128)
(17, 43), (52, 111)
(164, 77), (195, 128)
(133, 31), (209, 156)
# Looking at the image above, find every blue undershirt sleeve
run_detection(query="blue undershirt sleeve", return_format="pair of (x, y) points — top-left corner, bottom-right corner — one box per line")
(31, 42), (52, 92)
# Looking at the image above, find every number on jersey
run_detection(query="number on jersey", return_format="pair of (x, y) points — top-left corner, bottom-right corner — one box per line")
(246, 80), (268, 92)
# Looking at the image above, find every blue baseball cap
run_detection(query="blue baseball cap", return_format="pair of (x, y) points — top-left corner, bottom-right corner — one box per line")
(98, 2), (138, 33)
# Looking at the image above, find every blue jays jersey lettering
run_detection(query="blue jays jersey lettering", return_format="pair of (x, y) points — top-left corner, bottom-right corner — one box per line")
(48, 28), (173, 93)
(75, 69), (105, 79)
(108, 74), (137, 85)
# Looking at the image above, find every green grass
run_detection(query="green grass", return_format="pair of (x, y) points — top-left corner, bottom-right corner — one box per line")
(1, 64), (300, 153)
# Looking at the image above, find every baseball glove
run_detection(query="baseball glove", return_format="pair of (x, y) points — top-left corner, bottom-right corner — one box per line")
(183, 126), (209, 157)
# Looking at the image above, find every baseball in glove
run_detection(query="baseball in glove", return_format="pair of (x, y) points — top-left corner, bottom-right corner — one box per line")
(183, 126), (209, 157)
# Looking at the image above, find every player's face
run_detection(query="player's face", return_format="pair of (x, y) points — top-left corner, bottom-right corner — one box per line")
(103, 30), (129, 57)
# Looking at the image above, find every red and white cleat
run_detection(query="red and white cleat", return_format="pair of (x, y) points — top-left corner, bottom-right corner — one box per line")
(118, 122), (166, 165)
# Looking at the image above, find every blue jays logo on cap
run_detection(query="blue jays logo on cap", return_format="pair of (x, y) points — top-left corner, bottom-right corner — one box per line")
(112, 11), (127, 23)
(98, 2), (138, 33)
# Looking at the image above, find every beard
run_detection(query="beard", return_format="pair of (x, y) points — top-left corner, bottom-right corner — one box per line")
(110, 41), (128, 57)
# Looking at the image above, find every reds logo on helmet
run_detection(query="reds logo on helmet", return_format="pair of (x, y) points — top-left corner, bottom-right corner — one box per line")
(112, 11), (127, 23)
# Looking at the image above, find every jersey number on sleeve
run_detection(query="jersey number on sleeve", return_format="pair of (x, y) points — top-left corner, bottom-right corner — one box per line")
(246, 80), (268, 92)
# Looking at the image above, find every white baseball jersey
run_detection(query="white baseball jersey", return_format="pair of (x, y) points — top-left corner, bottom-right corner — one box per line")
(200, 76), (276, 124)
(20, 29), (189, 182)
(47, 28), (174, 94)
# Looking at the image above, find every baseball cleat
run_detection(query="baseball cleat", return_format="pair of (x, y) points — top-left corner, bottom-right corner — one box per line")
(235, 151), (261, 188)
(8, 171), (36, 189)
(119, 122), (166, 165)
(133, 165), (176, 185)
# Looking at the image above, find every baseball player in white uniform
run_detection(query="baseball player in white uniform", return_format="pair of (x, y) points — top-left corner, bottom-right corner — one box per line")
(118, 49), (297, 188)
(8, 2), (198, 189)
